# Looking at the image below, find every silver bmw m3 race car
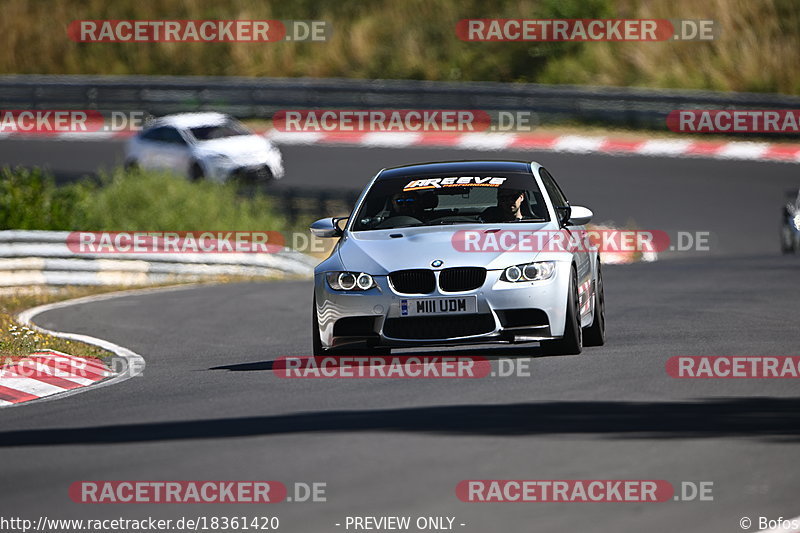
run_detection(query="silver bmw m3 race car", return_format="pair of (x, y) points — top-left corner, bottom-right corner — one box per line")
(311, 160), (605, 356)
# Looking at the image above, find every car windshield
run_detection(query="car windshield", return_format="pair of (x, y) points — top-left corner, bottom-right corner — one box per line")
(188, 120), (251, 141)
(351, 172), (550, 231)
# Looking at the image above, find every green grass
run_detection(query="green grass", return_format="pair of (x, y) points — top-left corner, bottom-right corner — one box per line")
(0, 0), (798, 94)
(0, 166), (298, 367)
(0, 167), (288, 233)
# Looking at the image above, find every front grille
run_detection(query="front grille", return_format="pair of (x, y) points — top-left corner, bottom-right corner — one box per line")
(232, 165), (273, 183)
(383, 314), (495, 340)
(389, 269), (436, 294)
(439, 267), (486, 292)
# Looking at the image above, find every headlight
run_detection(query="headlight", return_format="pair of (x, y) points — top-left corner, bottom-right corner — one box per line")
(326, 271), (377, 291)
(501, 261), (556, 282)
(793, 213), (800, 231)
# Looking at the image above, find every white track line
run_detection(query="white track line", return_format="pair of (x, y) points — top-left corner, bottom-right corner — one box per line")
(9, 284), (201, 408)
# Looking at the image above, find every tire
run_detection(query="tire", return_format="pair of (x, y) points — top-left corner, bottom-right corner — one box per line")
(124, 160), (138, 172)
(190, 162), (205, 182)
(781, 227), (797, 254)
(540, 266), (582, 355)
(781, 228), (791, 254)
(255, 166), (274, 186)
(583, 263), (605, 347)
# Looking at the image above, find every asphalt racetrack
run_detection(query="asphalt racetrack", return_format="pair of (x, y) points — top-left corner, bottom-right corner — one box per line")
(1, 138), (798, 532)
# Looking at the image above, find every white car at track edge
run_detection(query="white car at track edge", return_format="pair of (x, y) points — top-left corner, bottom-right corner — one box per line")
(124, 112), (284, 184)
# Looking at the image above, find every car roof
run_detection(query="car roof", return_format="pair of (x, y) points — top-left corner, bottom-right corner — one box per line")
(378, 160), (536, 179)
(150, 112), (232, 129)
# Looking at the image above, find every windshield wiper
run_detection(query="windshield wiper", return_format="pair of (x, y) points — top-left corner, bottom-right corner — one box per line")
(378, 223), (423, 229)
(425, 220), (477, 226)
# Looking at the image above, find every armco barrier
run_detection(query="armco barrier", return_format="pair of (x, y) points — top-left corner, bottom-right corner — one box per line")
(0, 230), (316, 286)
(2, 74), (800, 130)
(267, 187), (361, 223)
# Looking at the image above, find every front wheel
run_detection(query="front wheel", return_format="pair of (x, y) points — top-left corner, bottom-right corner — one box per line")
(583, 263), (605, 347)
(190, 162), (205, 182)
(540, 267), (582, 355)
(781, 227), (797, 254)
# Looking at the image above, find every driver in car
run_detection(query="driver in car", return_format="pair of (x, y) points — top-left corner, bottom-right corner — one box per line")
(389, 191), (423, 218)
(481, 188), (526, 222)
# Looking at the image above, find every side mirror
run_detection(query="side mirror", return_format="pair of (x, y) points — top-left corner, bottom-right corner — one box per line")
(555, 206), (571, 227)
(310, 217), (346, 238)
(567, 205), (593, 226)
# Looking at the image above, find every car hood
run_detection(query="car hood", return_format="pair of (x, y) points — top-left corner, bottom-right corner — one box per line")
(337, 222), (560, 273)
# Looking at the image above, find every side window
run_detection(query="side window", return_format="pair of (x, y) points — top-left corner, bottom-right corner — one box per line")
(161, 127), (187, 145)
(140, 127), (165, 142)
(539, 168), (568, 208)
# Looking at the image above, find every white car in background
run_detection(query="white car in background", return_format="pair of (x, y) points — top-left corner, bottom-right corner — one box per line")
(124, 112), (284, 183)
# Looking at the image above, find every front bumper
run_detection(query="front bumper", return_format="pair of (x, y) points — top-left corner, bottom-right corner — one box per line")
(314, 265), (571, 349)
(205, 152), (285, 182)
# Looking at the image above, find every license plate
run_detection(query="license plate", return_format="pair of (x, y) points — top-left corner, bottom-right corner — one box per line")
(399, 296), (477, 316)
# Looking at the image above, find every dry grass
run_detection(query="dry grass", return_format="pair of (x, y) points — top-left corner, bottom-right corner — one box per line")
(0, 286), (126, 363)
(541, 0), (800, 94)
(0, 0), (796, 94)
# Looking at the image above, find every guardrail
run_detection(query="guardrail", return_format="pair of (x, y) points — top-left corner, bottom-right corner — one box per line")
(265, 187), (360, 223)
(0, 230), (316, 286)
(2, 74), (800, 130)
